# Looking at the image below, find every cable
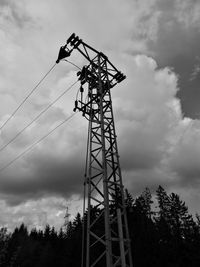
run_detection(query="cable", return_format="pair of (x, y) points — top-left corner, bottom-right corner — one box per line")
(0, 63), (57, 131)
(0, 80), (78, 153)
(64, 59), (81, 70)
(0, 112), (77, 173)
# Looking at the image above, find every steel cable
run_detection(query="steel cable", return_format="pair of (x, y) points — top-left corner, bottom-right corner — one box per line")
(64, 59), (81, 70)
(0, 63), (57, 131)
(0, 80), (78, 153)
(0, 112), (77, 173)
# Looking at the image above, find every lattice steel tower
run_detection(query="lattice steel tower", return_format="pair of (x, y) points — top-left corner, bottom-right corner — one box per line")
(57, 33), (133, 267)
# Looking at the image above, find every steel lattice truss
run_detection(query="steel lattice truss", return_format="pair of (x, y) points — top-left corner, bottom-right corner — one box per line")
(57, 34), (133, 267)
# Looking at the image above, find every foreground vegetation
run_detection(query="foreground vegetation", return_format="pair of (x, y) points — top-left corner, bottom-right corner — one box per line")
(0, 186), (200, 266)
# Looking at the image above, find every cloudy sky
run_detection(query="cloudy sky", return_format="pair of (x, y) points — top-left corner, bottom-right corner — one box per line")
(0, 0), (200, 230)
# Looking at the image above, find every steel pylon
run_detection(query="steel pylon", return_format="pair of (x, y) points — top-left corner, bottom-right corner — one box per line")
(57, 33), (133, 267)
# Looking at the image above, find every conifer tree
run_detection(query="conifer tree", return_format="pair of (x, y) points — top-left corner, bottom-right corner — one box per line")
(135, 187), (153, 218)
(125, 189), (134, 210)
(156, 185), (171, 221)
(169, 192), (195, 240)
(66, 221), (73, 239)
(0, 228), (9, 267)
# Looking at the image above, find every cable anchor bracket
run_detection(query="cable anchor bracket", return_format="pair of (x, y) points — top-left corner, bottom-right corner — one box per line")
(56, 45), (72, 64)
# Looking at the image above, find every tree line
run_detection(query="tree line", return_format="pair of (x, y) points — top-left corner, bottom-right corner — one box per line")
(0, 185), (200, 266)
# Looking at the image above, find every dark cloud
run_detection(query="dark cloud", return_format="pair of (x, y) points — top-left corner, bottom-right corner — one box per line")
(119, 128), (163, 170)
(0, 153), (85, 205)
(32, 154), (84, 195)
(168, 120), (200, 185)
(145, 0), (200, 118)
(0, 113), (87, 206)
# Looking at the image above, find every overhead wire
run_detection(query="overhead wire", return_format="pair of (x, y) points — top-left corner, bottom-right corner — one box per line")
(0, 112), (77, 173)
(0, 58), (81, 132)
(0, 63), (57, 131)
(0, 58), (82, 170)
(64, 59), (81, 70)
(0, 80), (79, 153)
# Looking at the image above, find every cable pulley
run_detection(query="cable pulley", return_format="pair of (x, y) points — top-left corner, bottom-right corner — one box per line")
(56, 46), (71, 63)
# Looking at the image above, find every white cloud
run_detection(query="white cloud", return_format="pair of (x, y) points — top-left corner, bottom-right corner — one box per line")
(0, 0), (200, 229)
(0, 195), (82, 230)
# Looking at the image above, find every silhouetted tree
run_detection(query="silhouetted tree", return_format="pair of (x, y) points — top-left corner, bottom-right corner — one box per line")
(125, 189), (134, 210)
(156, 185), (171, 220)
(0, 228), (10, 267)
(135, 187), (154, 218)
(0, 186), (199, 266)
